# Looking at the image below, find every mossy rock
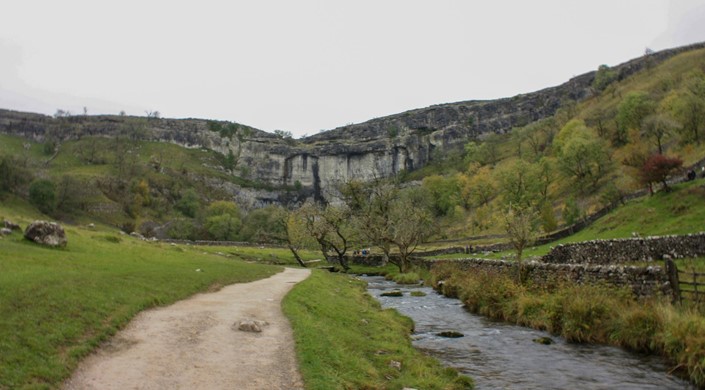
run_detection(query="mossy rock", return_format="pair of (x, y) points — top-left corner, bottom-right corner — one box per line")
(381, 290), (404, 297)
(532, 336), (554, 345)
(410, 291), (427, 297)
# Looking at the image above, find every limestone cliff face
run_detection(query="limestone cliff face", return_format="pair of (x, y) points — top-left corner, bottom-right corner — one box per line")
(1, 42), (703, 203)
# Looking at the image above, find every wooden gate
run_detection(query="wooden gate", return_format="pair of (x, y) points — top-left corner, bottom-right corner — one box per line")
(665, 258), (705, 304)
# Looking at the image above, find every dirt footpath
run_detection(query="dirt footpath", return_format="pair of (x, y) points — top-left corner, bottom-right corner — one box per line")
(64, 267), (311, 390)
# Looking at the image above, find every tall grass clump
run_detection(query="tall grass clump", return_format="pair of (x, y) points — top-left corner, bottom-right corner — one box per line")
(283, 270), (473, 389)
(430, 263), (705, 387)
(393, 272), (421, 284)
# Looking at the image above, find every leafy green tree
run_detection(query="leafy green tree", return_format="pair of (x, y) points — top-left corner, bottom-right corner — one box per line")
(511, 118), (557, 160)
(29, 179), (56, 214)
(673, 72), (705, 143)
(554, 120), (613, 191)
(497, 160), (542, 209)
(240, 206), (284, 243)
(422, 175), (460, 216)
(538, 202), (557, 233)
(615, 92), (655, 145)
(204, 200), (241, 241)
(176, 188), (201, 218)
(464, 133), (502, 167)
(563, 197), (582, 226)
(592, 64), (618, 92)
(167, 218), (197, 240)
(0, 156), (29, 194)
(641, 114), (680, 154)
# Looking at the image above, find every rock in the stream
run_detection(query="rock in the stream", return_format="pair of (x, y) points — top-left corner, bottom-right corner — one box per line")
(23, 221), (67, 248)
(533, 336), (554, 345)
(381, 290), (404, 297)
(437, 331), (464, 338)
(235, 319), (269, 333)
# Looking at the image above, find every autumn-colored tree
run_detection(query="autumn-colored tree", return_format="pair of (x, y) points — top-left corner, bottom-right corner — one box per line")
(460, 164), (496, 208)
(640, 154), (683, 194)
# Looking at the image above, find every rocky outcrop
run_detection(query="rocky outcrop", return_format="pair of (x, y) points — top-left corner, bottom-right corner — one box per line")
(2, 42), (703, 202)
(24, 221), (68, 247)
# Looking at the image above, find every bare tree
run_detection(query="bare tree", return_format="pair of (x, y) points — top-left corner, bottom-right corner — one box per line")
(299, 202), (355, 271)
(502, 204), (539, 283)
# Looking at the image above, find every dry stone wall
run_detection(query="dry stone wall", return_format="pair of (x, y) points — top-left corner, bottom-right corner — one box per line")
(542, 233), (705, 265)
(416, 258), (671, 298)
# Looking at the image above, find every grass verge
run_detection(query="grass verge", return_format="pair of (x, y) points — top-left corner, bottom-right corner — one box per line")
(0, 224), (280, 389)
(430, 262), (705, 387)
(282, 270), (473, 390)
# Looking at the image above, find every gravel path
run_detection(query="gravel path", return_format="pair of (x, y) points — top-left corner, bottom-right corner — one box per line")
(64, 267), (311, 390)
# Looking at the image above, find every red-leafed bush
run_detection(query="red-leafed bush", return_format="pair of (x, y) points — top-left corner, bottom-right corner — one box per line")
(640, 154), (683, 194)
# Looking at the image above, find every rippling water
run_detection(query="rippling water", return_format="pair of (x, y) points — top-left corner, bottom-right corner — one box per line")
(362, 276), (691, 390)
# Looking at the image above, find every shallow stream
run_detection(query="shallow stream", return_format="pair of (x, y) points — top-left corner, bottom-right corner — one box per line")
(362, 276), (691, 390)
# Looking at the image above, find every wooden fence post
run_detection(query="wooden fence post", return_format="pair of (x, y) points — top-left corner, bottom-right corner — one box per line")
(665, 258), (681, 304)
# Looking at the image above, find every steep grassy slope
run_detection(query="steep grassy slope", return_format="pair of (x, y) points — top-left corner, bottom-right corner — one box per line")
(415, 46), (705, 240)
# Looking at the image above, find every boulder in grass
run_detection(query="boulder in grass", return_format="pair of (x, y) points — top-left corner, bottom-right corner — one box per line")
(24, 221), (68, 248)
(0, 228), (12, 236)
(3, 220), (21, 231)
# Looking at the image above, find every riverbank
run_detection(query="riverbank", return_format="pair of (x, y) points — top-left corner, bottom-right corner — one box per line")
(364, 275), (687, 389)
(282, 270), (473, 389)
(430, 262), (705, 387)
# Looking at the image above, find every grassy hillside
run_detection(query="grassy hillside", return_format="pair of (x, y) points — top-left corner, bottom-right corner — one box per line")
(430, 178), (705, 260)
(0, 201), (282, 388)
(412, 47), (705, 240)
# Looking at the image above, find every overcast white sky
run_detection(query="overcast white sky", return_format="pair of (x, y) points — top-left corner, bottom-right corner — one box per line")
(1, 1), (705, 137)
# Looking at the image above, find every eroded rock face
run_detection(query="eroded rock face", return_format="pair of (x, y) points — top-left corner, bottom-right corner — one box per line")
(1, 43), (701, 203)
(24, 221), (67, 247)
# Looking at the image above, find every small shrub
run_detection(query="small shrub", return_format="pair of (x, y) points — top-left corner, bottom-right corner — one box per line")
(609, 301), (661, 351)
(99, 235), (122, 244)
(29, 179), (56, 214)
(394, 272), (420, 285)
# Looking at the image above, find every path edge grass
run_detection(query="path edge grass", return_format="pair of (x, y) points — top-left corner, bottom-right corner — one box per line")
(283, 270), (473, 390)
